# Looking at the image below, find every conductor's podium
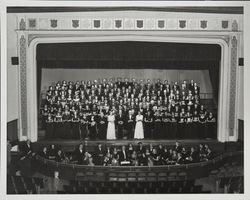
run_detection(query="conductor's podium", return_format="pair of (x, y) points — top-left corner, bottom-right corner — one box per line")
(34, 151), (242, 182)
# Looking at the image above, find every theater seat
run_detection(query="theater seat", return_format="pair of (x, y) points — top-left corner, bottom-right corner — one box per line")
(168, 172), (177, 181)
(127, 172), (137, 181)
(147, 172), (157, 181)
(137, 172), (146, 181)
(158, 172), (167, 181)
(108, 173), (118, 181)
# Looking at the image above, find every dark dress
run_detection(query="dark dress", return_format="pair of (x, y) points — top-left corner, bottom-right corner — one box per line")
(206, 116), (216, 139)
(88, 116), (97, 140)
(144, 114), (153, 139)
(97, 116), (108, 140)
(199, 115), (207, 139)
(170, 117), (178, 139)
(177, 117), (186, 139)
(126, 115), (135, 139)
(161, 116), (170, 139)
(192, 115), (199, 139)
(54, 115), (63, 139)
(80, 117), (88, 140)
(71, 116), (80, 139)
(116, 114), (125, 139)
(185, 117), (193, 139)
(45, 118), (54, 139)
(62, 114), (71, 139)
(153, 115), (162, 139)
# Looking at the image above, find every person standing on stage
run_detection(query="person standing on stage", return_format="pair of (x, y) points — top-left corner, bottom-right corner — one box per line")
(116, 109), (125, 139)
(88, 114), (97, 140)
(134, 111), (144, 139)
(126, 110), (135, 139)
(144, 110), (153, 139)
(79, 113), (89, 140)
(107, 110), (116, 140)
(97, 111), (108, 140)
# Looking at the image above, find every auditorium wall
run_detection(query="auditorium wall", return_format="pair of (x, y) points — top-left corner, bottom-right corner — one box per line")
(6, 11), (244, 130)
(7, 14), (19, 122)
(41, 68), (213, 94)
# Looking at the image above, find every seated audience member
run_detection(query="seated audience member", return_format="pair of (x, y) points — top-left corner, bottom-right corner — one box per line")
(74, 143), (85, 164)
(39, 146), (49, 159)
(111, 147), (119, 166)
(130, 150), (138, 166)
(174, 141), (182, 153)
(176, 153), (185, 165)
(103, 147), (112, 166)
(21, 140), (36, 158)
(186, 147), (199, 163)
(83, 151), (93, 165)
(151, 148), (160, 166)
(127, 143), (134, 159)
(55, 149), (66, 162)
(198, 144), (206, 161)
(48, 144), (57, 160)
(119, 145), (128, 163)
(95, 143), (105, 165)
(161, 147), (170, 165)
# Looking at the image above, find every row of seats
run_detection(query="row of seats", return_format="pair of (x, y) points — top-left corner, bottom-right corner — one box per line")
(59, 180), (210, 194)
(219, 176), (243, 193)
(75, 171), (188, 182)
(7, 175), (44, 194)
(210, 161), (243, 178)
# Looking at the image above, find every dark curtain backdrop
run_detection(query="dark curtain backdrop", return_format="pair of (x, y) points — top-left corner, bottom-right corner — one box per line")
(37, 41), (221, 105)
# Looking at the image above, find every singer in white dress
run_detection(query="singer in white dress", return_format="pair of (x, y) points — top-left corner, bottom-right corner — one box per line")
(134, 112), (144, 139)
(107, 111), (116, 140)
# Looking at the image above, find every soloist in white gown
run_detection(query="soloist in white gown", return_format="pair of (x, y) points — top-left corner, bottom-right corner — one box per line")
(107, 115), (116, 140)
(134, 114), (144, 139)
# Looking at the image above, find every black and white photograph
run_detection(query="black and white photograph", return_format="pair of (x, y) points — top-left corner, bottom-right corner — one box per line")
(2, 1), (250, 199)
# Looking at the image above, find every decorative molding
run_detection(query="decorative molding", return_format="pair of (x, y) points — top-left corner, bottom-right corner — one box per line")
(229, 35), (238, 137)
(232, 20), (238, 32)
(17, 16), (242, 32)
(19, 35), (28, 137)
(19, 18), (26, 30)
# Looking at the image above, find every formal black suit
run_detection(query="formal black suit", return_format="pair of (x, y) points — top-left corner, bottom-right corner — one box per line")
(119, 150), (128, 162)
(95, 147), (105, 165)
(116, 114), (125, 139)
(126, 114), (135, 139)
(75, 148), (85, 164)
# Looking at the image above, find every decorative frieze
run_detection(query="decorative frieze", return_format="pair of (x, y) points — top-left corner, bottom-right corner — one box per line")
(18, 16), (242, 32)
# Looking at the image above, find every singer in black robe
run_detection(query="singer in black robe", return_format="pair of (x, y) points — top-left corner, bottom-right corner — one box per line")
(153, 113), (162, 139)
(62, 112), (71, 139)
(54, 113), (63, 139)
(88, 115), (97, 140)
(116, 112), (125, 139)
(45, 116), (54, 139)
(206, 112), (216, 139)
(169, 114), (178, 139)
(161, 112), (170, 139)
(80, 115), (88, 140)
(71, 115), (80, 139)
(198, 114), (207, 139)
(144, 111), (153, 139)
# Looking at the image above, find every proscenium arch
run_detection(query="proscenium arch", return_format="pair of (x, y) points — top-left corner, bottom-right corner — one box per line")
(24, 32), (229, 142)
